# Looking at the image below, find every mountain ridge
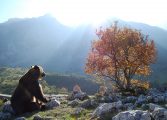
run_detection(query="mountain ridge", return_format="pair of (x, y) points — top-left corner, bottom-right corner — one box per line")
(0, 15), (166, 83)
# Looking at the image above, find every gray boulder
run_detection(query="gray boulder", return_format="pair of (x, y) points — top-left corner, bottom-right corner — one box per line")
(14, 117), (26, 120)
(33, 115), (54, 120)
(68, 92), (89, 101)
(1, 101), (14, 114)
(92, 101), (122, 118)
(151, 107), (167, 120)
(123, 103), (135, 110)
(0, 112), (12, 120)
(80, 99), (98, 109)
(45, 99), (60, 109)
(112, 110), (151, 120)
(149, 103), (162, 111)
(146, 96), (153, 102)
(73, 92), (89, 101)
(71, 107), (84, 116)
(147, 88), (161, 96)
(123, 96), (137, 104)
(68, 99), (80, 107)
(153, 95), (165, 103)
(135, 95), (147, 106)
(141, 104), (149, 110)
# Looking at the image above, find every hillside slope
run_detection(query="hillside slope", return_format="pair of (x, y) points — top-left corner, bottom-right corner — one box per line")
(0, 67), (98, 95)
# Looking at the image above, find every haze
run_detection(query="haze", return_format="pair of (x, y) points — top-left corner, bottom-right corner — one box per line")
(0, 0), (167, 29)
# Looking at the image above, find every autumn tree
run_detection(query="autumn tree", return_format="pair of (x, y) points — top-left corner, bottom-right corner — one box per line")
(85, 22), (156, 93)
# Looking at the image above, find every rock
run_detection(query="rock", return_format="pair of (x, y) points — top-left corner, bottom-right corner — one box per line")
(147, 88), (161, 96)
(92, 101), (122, 118)
(135, 95), (147, 106)
(45, 99), (60, 109)
(147, 89), (166, 103)
(33, 115), (54, 120)
(33, 115), (43, 120)
(80, 99), (98, 109)
(112, 110), (151, 120)
(0, 112), (12, 120)
(68, 85), (89, 101)
(68, 92), (89, 101)
(123, 96), (137, 104)
(73, 84), (82, 94)
(146, 96), (153, 102)
(98, 95), (119, 103)
(141, 104), (149, 110)
(153, 95), (165, 103)
(68, 99), (80, 107)
(165, 97), (167, 103)
(123, 103), (135, 110)
(149, 103), (162, 111)
(1, 101), (15, 114)
(14, 117), (26, 120)
(165, 104), (167, 108)
(72, 107), (84, 116)
(73, 92), (89, 101)
(152, 107), (167, 120)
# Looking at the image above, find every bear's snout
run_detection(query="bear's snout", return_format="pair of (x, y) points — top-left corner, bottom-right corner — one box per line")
(41, 72), (46, 77)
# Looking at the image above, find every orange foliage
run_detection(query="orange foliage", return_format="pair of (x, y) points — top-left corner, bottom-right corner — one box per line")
(130, 79), (150, 90)
(85, 22), (156, 91)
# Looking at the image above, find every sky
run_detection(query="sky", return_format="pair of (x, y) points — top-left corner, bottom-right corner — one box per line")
(0, 0), (167, 29)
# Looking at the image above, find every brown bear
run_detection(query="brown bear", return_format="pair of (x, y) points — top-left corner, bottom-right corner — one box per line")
(11, 65), (50, 115)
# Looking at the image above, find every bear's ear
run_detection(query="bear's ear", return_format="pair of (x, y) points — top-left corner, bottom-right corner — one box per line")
(34, 65), (39, 69)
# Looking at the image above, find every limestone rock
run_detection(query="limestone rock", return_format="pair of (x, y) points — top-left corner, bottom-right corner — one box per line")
(1, 101), (14, 114)
(68, 99), (80, 107)
(45, 99), (60, 109)
(14, 117), (26, 120)
(33, 115), (54, 120)
(135, 95), (147, 106)
(0, 112), (12, 120)
(80, 99), (98, 109)
(149, 103), (162, 111)
(92, 101), (122, 118)
(152, 107), (167, 120)
(123, 96), (137, 104)
(72, 107), (84, 116)
(112, 110), (151, 120)
(123, 103), (135, 110)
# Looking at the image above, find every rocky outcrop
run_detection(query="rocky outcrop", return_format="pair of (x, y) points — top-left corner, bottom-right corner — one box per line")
(1, 101), (14, 114)
(152, 107), (167, 120)
(68, 85), (89, 101)
(0, 112), (12, 120)
(33, 115), (54, 120)
(91, 89), (167, 120)
(68, 91), (89, 101)
(68, 99), (80, 107)
(92, 101), (122, 119)
(122, 96), (137, 104)
(71, 107), (85, 116)
(14, 117), (26, 120)
(80, 99), (98, 109)
(112, 110), (151, 120)
(45, 99), (60, 109)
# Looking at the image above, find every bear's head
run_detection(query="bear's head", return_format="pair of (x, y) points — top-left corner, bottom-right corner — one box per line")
(28, 65), (46, 80)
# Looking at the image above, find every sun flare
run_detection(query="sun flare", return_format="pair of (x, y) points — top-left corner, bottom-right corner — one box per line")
(49, 0), (112, 26)
(11, 0), (167, 28)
